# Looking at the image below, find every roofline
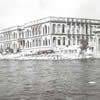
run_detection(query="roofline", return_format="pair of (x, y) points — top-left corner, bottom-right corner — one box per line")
(0, 25), (22, 33)
(23, 16), (100, 27)
(1, 16), (100, 33)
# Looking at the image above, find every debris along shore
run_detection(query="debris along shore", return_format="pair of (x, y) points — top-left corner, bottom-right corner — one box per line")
(0, 40), (94, 60)
(0, 49), (94, 60)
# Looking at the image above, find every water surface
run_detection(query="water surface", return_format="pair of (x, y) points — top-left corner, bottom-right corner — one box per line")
(0, 59), (100, 100)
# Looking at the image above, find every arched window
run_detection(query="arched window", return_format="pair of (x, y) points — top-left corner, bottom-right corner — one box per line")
(36, 39), (38, 46)
(58, 39), (61, 45)
(27, 41), (29, 48)
(6, 34), (8, 40)
(63, 37), (65, 45)
(39, 39), (41, 46)
(1, 35), (4, 41)
(8, 33), (10, 40)
(23, 40), (25, 47)
(25, 31), (27, 38)
(48, 26), (49, 34)
(5, 34), (7, 40)
(7, 43), (9, 48)
(29, 31), (32, 37)
(4, 34), (6, 40)
(57, 24), (61, 33)
(22, 32), (24, 38)
(43, 40), (45, 46)
(1, 45), (2, 49)
(45, 38), (47, 46)
(30, 42), (32, 47)
(82, 35), (84, 40)
(43, 27), (45, 35)
(53, 24), (56, 34)
(19, 32), (23, 38)
(62, 24), (65, 33)
(27, 29), (30, 37)
(53, 37), (56, 43)
(13, 43), (17, 49)
(35, 27), (37, 35)
(45, 25), (47, 34)
(20, 40), (23, 46)
(13, 32), (16, 39)
(32, 40), (34, 47)
(38, 25), (41, 35)
(19, 33), (21, 38)
(68, 40), (70, 46)
(98, 39), (100, 51)
(48, 39), (50, 46)
(36, 26), (38, 35)
(32, 27), (34, 36)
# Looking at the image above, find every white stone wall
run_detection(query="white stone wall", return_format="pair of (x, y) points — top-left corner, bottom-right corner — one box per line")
(0, 17), (99, 54)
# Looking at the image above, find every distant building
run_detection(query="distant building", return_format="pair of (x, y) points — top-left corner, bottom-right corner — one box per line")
(0, 16), (100, 55)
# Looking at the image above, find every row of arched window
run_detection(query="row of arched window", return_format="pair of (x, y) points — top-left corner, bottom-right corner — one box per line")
(43, 25), (50, 35)
(0, 43), (18, 50)
(32, 25), (50, 36)
(25, 29), (32, 38)
(52, 36), (89, 46)
(32, 25), (41, 36)
(18, 25), (50, 39)
(0, 25), (50, 41)
(4, 34), (10, 40)
(52, 23), (91, 35)
(53, 37), (66, 46)
(20, 38), (51, 48)
(52, 24), (66, 34)
(0, 32), (18, 41)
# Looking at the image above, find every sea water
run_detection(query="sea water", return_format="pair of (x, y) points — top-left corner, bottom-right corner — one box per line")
(0, 59), (100, 100)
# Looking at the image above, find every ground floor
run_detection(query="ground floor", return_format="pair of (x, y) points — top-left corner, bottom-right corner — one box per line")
(0, 34), (98, 58)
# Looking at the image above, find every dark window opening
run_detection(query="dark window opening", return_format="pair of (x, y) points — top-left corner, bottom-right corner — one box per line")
(68, 40), (70, 46)
(53, 37), (56, 43)
(27, 41), (29, 48)
(45, 39), (47, 46)
(63, 37), (65, 45)
(45, 25), (47, 34)
(53, 24), (56, 34)
(58, 40), (61, 45)
(32, 27), (34, 36)
(23, 40), (25, 47)
(62, 24), (65, 33)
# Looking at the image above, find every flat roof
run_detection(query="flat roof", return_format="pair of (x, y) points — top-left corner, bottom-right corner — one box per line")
(1, 16), (100, 33)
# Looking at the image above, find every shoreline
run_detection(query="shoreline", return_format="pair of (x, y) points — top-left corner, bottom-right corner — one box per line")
(0, 53), (96, 61)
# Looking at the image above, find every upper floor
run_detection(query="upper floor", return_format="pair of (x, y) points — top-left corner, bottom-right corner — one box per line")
(0, 16), (100, 42)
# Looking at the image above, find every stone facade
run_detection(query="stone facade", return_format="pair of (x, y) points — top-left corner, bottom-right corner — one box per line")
(0, 17), (100, 54)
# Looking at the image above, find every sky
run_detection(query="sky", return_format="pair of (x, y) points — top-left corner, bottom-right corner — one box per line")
(0, 0), (99, 29)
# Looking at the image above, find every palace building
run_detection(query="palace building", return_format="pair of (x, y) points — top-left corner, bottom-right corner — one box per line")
(0, 16), (100, 55)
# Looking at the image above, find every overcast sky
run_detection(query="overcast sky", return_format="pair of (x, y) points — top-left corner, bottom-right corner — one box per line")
(0, 0), (99, 29)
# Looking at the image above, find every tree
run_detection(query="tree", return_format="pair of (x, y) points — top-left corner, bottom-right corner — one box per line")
(5, 47), (13, 53)
(80, 39), (88, 51)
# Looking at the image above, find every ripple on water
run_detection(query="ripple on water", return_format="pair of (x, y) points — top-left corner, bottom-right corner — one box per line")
(0, 60), (100, 100)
